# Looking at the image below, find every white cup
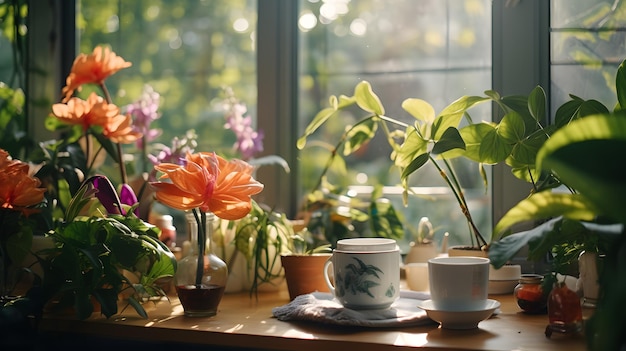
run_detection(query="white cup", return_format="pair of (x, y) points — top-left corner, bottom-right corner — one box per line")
(405, 262), (430, 291)
(323, 238), (400, 310)
(428, 256), (490, 311)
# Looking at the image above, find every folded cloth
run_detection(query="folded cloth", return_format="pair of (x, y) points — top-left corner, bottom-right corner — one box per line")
(271, 290), (434, 328)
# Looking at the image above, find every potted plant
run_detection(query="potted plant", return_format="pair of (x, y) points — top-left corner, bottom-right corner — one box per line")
(0, 174), (177, 324)
(279, 222), (332, 300)
(216, 200), (292, 296)
(298, 81), (505, 254)
(487, 58), (626, 350)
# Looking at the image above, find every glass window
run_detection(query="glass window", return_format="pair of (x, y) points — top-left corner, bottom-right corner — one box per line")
(297, 0), (492, 248)
(551, 0), (624, 111)
(76, 0), (258, 166)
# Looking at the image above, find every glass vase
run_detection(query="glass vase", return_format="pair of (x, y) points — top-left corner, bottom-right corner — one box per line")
(175, 211), (228, 317)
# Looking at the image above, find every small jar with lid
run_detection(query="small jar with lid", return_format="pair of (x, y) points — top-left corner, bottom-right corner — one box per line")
(514, 274), (547, 314)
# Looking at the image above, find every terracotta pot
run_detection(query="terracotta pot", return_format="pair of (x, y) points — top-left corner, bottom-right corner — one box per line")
(280, 253), (332, 300)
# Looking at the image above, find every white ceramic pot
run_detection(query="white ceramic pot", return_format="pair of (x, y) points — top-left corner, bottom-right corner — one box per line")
(578, 250), (600, 308)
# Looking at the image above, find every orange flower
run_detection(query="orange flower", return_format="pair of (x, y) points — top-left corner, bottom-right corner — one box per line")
(52, 92), (121, 132)
(61, 46), (132, 103)
(152, 152), (263, 220)
(102, 113), (143, 144)
(0, 149), (45, 213)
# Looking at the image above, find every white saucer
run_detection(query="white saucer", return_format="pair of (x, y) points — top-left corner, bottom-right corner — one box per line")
(417, 299), (501, 329)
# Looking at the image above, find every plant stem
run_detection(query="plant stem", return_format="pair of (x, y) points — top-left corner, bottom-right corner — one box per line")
(432, 156), (488, 248)
(193, 209), (206, 287)
(99, 82), (128, 185)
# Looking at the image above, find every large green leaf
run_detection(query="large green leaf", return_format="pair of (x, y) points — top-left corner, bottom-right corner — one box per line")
(489, 217), (563, 268)
(477, 128), (511, 164)
(354, 81), (384, 115)
(493, 191), (598, 238)
(537, 114), (626, 223)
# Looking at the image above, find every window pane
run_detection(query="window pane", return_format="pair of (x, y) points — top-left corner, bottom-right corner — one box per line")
(298, 0), (492, 248)
(77, 0), (257, 168)
(551, 0), (623, 111)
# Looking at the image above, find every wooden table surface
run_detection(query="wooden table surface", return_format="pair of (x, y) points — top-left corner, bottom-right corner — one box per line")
(39, 284), (590, 351)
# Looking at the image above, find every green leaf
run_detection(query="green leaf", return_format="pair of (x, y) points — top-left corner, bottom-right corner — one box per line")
(370, 198), (405, 240)
(489, 217), (563, 268)
(127, 296), (148, 319)
(478, 129), (511, 164)
(343, 118), (378, 156)
(554, 98), (584, 128)
(616, 59), (626, 110)
(402, 98), (435, 123)
(400, 152), (430, 181)
(297, 107), (338, 150)
(394, 126), (428, 168)
(458, 122), (495, 162)
(497, 111), (526, 143)
(354, 81), (384, 115)
(537, 113), (626, 223)
(493, 191), (598, 238)
(527, 86), (546, 122)
(432, 95), (489, 140)
(508, 128), (548, 166)
(431, 126), (465, 155)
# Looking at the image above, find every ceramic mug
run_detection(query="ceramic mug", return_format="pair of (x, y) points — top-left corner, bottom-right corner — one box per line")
(428, 256), (490, 311)
(323, 238), (400, 310)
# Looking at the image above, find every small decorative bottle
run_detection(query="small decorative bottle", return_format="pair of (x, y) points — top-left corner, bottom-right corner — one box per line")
(514, 274), (547, 314)
(175, 211), (228, 317)
(545, 281), (583, 337)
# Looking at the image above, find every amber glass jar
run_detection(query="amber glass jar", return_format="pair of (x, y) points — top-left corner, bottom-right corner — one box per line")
(546, 281), (583, 335)
(514, 274), (547, 314)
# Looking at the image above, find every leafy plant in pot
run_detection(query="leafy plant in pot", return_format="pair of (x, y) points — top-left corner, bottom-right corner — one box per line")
(279, 220), (332, 301)
(487, 58), (626, 350)
(39, 175), (177, 320)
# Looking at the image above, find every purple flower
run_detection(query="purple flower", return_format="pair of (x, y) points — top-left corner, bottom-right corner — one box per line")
(125, 84), (162, 148)
(223, 101), (264, 160)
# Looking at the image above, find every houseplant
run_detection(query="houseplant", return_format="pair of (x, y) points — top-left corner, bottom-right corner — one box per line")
(487, 58), (626, 350)
(298, 81), (507, 252)
(279, 220), (332, 300)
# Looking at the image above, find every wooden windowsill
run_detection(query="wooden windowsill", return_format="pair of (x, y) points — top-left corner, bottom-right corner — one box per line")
(38, 285), (589, 351)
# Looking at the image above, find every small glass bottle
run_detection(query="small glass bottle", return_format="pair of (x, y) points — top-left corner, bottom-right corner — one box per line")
(175, 211), (228, 317)
(545, 281), (583, 337)
(514, 274), (547, 314)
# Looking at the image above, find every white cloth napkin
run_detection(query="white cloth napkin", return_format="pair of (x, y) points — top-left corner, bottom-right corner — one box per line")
(272, 290), (434, 328)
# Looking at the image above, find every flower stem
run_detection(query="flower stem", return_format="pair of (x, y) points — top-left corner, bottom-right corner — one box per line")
(99, 82), (128, 185)
(193, 209), (206, 287)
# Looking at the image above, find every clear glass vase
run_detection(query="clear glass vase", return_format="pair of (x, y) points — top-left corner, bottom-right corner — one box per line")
(175, 211), (228, 317)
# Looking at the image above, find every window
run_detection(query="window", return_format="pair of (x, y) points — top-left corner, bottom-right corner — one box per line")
(297, 0), (492, 248)
(13, 0), (623, 253)
(75, 0), (258, 160)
